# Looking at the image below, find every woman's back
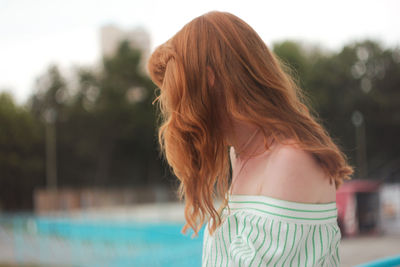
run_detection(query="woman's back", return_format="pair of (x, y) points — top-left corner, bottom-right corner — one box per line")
(201, 142), (341, 266)
(229, 140), (337, 205)
(201, 194), (341, 266)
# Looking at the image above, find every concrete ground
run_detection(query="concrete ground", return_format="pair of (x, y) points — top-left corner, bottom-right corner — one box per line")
(340, 234), (400, 266)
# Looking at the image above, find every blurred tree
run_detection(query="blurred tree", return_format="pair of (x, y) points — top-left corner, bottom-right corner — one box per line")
(273, 40), (310, 89)
(0, 92), (44, 211)
(273, 39), (400, 182)
(3, 38), (399, 211)
(89, 40), (160, 186)
(29, 65), (68, 190)
(28, 40), (168, 189)
(29, 65), (69, 118)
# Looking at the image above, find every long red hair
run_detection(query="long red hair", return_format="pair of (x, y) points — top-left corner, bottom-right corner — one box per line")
(147, 11), (354, 237)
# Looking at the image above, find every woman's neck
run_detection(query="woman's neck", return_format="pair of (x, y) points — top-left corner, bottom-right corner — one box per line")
(227, 120), (273, 160)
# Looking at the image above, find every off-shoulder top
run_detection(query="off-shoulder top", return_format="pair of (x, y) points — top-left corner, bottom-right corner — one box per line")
(201, 194), (341, 267)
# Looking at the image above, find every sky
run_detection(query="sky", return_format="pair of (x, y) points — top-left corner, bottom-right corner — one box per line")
(1, 0), (399, 105)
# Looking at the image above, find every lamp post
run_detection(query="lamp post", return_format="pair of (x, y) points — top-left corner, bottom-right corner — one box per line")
(44, 108), (58, 190)
(351, 110), (368, 179)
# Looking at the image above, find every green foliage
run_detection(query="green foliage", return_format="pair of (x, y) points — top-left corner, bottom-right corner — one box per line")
(27, 40), (166, 189)
(0, 92), (44, 210)
(1, 38), (400, 211)
(273, 39), (400, 180)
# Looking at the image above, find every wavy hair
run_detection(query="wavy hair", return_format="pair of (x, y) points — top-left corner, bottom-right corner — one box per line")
(147, 11), (354, 237)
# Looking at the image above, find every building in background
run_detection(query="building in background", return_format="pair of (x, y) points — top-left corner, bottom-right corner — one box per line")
(100, 24), (151, 74)
(336, 179), (381, 237)
(336, 179), (400, 237)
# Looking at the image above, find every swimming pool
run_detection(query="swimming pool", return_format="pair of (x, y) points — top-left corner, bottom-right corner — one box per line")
(0, 213), (204, 267)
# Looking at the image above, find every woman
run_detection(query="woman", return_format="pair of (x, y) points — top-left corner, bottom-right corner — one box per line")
(147, 11), (354, 267)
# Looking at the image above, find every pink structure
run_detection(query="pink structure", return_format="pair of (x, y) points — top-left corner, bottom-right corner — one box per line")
(336, 179), (381, 237)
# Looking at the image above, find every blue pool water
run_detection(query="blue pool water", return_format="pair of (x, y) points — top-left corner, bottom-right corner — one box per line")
(0, 213), (205, 267)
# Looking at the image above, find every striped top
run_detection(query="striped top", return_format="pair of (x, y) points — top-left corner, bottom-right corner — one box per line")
(201, 194), (341, 267)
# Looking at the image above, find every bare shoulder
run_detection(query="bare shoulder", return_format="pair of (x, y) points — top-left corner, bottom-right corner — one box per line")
(259, 139), (336, 203)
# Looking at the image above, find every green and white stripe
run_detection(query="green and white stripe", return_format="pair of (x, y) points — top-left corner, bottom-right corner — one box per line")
(202, 194), (341, 267)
